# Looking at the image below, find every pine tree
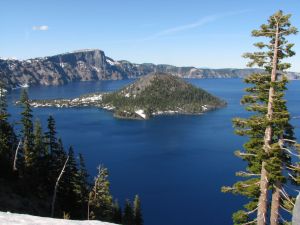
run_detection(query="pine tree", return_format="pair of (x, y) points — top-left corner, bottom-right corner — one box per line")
(0, 82), (16, 177)
(45, 115), (57, 155)
(89, 165), (113, 221)
(75, 153), (90, 219)
(58, 146), (80, 218)
(30, 119), (47, 190)
(112, 199), (122, 224)
(32, 120), (44, 166)
(0, 82), (9, 120)
(133, 195), (143, 225)
(45, 116), (66, 192)
(123, 199), (134, 225)
(20, 89), (34, 169)
(222, 11), (298, 225)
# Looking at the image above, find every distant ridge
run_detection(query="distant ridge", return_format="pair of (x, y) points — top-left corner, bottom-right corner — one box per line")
(1, 49), (299, 89)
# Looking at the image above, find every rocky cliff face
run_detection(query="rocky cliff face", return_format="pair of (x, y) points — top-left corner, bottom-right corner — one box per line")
(1, 49), (299, 89)
(0, 49), (126, 89)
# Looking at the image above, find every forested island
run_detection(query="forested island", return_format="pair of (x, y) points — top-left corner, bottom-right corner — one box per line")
(28, 73), (226, 120)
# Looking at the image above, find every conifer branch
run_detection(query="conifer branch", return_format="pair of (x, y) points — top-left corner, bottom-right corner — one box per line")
(286, 164), (300, 171)
(236, 171), (261, 177)
(235, 151), (257, 157)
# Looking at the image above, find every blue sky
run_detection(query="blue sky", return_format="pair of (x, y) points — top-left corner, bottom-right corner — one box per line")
(1, 0), (300, 71)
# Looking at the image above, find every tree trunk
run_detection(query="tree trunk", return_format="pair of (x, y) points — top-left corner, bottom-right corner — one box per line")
(257, 162), (268, 225)
(270, 182), (281, 225)
(258, 21), (280, 225)
(268, 22), (281, 225)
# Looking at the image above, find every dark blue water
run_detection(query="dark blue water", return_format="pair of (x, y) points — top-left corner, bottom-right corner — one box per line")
(6, 79), (300, 225)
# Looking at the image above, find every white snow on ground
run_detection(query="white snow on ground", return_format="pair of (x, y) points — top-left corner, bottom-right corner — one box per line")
(106, 58), (120, 66)
(135, 109), (146, 119)
(92, 66), (100, 72)
(103, 105), (115, 110)
(20, 84), (29, 88)
(71, 95), (102, 103)
(81, 95), (102, 102)
(0, 211), (116, 225)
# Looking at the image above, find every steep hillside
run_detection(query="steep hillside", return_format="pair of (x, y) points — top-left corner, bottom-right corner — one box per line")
(103, 73), (226, 119)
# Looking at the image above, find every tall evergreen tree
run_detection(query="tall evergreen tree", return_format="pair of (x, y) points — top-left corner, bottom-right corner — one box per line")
(20, 89), (34, 169)
(0, 82), (9, 120)
(75, 153), (90, 219)
(123, 199), (134, 225)
(0, 83), (16, 177)
(112, 199), (122, 224)
(133, 195), (143, 225)
(58, 146), (80, 218)
(32, 120), (44, 166)
(222, 11), (298, 225)
(45, 116), (66, 192)
(45, 115), (57, 155)
(89, 165), (113, 221)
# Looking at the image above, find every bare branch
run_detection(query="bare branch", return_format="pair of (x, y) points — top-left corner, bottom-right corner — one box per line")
(282, 138), (297, 143)
(280, 204), (292, 213)
(13, 140), (22, 171)
(246, 206), (259, 215)
(286, 165), (300, 171)
(279, 188), (295, 206)
(288, 173), (297, 182)
(242, 218), (257, 225)
(278, 214), (289, 224)
(282, 147), (300, 157)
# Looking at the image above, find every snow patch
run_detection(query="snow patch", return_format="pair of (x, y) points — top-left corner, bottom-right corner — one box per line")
(135, 109), (146, 119)
(60, 62), (67, 68)
(92, 66), (100, 72)
(106, 58), (119, 66)
(0, 211), (116, 225)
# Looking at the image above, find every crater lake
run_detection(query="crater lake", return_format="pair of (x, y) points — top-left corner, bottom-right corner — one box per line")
(6, 78), (300, 225)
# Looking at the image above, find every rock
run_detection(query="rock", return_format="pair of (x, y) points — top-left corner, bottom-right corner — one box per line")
(1, 49), (299, 90)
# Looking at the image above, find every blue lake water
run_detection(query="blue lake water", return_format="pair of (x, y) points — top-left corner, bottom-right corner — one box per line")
(6, 79), (300, 225)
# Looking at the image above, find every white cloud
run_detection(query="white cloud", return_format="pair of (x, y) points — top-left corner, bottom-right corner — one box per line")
(143, 10), (250, 41)
(32, 25), (49, 31)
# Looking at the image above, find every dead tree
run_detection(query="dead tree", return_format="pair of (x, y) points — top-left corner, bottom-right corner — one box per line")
(13, 140), (22, 171)
(51, 156), (69, 217)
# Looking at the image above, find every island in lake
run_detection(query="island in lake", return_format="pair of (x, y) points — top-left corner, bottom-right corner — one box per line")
(28, 73), (227, 119)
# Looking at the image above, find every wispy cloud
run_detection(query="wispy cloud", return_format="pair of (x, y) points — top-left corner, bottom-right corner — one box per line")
(32, 25), (49, 31)
(142, 10), (250, 41)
